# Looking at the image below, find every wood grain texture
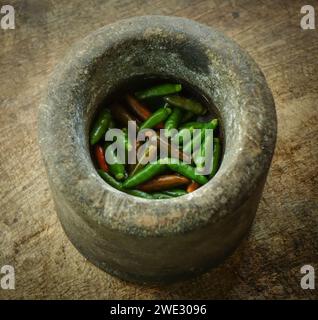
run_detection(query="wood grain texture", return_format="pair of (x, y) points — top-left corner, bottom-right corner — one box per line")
(0, 0), (317, 299)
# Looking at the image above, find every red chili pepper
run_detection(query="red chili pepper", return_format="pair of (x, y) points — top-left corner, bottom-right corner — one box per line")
(94, 144), (109, 172)
(186, 181), (200, 193)
(137, 174), (190, 192)
(126, 95), (164, 129)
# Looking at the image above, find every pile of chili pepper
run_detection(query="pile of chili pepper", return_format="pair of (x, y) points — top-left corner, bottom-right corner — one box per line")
(90, 82), (222, 199)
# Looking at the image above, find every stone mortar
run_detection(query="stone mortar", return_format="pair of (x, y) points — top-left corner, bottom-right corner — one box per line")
(38, 16), (277, 284)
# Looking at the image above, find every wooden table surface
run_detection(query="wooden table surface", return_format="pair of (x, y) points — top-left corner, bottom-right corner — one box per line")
(0, 0), (317, 299)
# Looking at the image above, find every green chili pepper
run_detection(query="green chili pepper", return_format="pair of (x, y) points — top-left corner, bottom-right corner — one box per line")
(172, 128), (192, 147)
(162, 189), (187, 197)
(180, 119), (218, 130)
(139, 106), (172, 131)
(163, 95), (206, 115)
(122, 161), (167, 189)
(164, 107), (182, 135)
(183, 129), (204, 155)
(167, 161), (208, 185)
(193, 136), (206, 168)
(135, 83), (182, 100)
(151, 192), (173, 199)
(210, 138), (221, 178)
(109, 163), (126, 181)
(130, 144), (158, 177)
(90, 109), (112, 145)
(126, 189), (154, 199)
(176, 119), (217, 146)
(98, 170), (154, 199)
(105, 143), (126, 181)
(194, 129), (214, 172)
(122, 128), (132, 152)
(98, 169), (123, 190)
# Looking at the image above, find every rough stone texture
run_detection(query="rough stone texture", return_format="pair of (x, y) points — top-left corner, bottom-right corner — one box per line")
(0, 0), (317, 298)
